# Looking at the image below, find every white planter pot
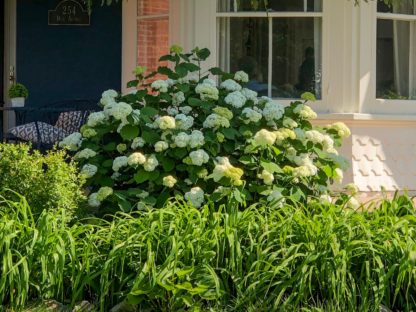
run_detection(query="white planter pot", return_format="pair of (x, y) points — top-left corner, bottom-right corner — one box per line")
(11, 97), (25, 107)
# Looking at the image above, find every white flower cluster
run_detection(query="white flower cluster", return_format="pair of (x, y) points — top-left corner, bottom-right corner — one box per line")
(258, 170), (274, 185)
(210, 157), (244, 186)
(59, 132), (82, 151)
(75, 148), (97, 160)
(113, 156), (129, 172)
(104, 102), (133, 121)
(292, 154), (318, 177)
(242, 108), (262, 124)
(195, 81), (219, 101)
(128, 152), (146, 166)
(262, 101), (285, 121)
(189, 149), (209, 166)
(234, 71), (249, 83)
(100, 89), (118, 107)
(87, 111), (107, 128)
(283, 118), (298, 129)
(184, 187), (205, 208)
(155, 116), (176, 130)
(143, 155), (159, 172)
(224, 91), (246, 108)
(203, 114), (230, 129)
(293, 104), (317, 120)
(305, 130), (337, 154)
(163, 175), (177, 188)
(88, 186), (114, 207)
(81, 164), (98, 178)
(328, 122), (351, 138)
(155, 141), (169, 152)
(131, 137), (145, 149)
(220, 79), (242, 92)
(241, 88), (258, 103)
(175, 114), (194, 130)
(253, 129), (276, 147)
(172, 91), (186, 106)
(151, 80), (169, 93)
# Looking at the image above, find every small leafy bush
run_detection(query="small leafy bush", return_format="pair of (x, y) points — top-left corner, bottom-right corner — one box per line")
(60, 47), (350, 212)
(1, 195), (416, 311)
(0, 144), (85, 216)
(8, 83), (29, 99)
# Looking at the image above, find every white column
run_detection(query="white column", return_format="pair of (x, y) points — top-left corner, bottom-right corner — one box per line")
(121, 0), (138, 93)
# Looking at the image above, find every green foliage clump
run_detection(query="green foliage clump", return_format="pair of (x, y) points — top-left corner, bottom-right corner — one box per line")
(8, 83), (29, 99)
(0, 144), (85, 216)
(1, 194), (416, 311)
(61, 47), (350, 213)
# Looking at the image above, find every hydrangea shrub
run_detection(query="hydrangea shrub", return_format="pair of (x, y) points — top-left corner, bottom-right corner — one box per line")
(60, 47), (350, 211)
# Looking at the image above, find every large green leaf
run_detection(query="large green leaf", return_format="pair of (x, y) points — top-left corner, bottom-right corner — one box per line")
(120, 125), (139, 140)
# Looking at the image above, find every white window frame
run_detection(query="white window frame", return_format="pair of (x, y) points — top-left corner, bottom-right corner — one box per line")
(214, 1), (329, 111)
(360, 1), (416, 114)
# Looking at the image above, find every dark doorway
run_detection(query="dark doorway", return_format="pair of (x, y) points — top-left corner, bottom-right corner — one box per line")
(16, 0), (122, 109)
(0, 1), (4, 106)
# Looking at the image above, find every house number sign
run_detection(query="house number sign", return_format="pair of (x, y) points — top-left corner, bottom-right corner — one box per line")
(48, 0), (90, 26)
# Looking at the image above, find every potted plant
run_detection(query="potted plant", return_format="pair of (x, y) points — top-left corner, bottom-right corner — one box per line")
(8, 83), (29, 107)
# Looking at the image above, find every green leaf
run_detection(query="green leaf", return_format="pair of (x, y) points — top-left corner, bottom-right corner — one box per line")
(239, 155), (256, 165)
(157, 66), (174, 76)
(127, 80), (139, 88)
(159, 54), (177, 62)
(209, 67), (225, 75)
(188, 97), (212, 109)
(103, 142), (116, 152)
(120, 125), (139, 140)
(102, 159), (114, 168)
(261, 160), (283, 173)
(222, 128), (240, 140)
(161, 157), (175, 172)
(142, 131), (160, 144)
(175, 63), (189, 77)
(140, 106), (159, 118)
(134, 171), (150, 184)
(183, 62), (200, 72)
(196, 48), (211, 60)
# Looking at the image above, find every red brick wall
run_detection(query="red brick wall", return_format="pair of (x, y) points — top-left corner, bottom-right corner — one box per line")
(137, 0), (170, 79)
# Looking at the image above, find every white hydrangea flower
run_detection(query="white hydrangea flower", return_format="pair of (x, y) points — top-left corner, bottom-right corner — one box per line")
(102, 89), (118, 99)
(294, 128), (306, 141)
(116, 144), (127, 153)
(241, 88), (258, 102)
(112, 156), (128, 172)
(283, 118), (298, 129)
(202, 78), (217, 87)
(172, 91), (186, 106)
(258, 170), (274, 185)
(253, 129), (277, 147)
(88, 193), (101, 207)
(178, 73), (199, 84)
(346, 197), (360, 209)
(210, 157), (244, 186)
(293, 154), (318, 177)
(319, 194), (333, 204)
(81, 164), (98, 178)
(179, 106), (192, 115)
(104, 102), (133, 120)
(242, 108), (262, 124)
(263, 101), (284, 121)
(151, 80), (169, 93)
(174, 132), (190, 148)
(75, 148), (97, 160)
(234, 71), (249, 83)
(59, 132), (82, 151)
(111, 172), (121, 180)
(189, 130), (205, 148)
(203, 114), (230, 129)
(143, 154), (159, 172)
(189, 149), (209, 166)
(82, 127), (97, 138)
(293, 104), (317, 120)
(329, 122), (351, 138)
(167, 107), (179, 116)
(132, 109), (141, 124)
(97, 186), (113, 201)
(195, 83), (219, 101)
(184, 187), (205, 208)
(166, 79), (176, 87)
(128, 152), (146, 166)
(154, 141), (169, 153)
(155, 116), (176, 130)
(175, 114), (194, 130)
(131, 137), (145, 149)
(220, 79), (242, 92)
(100, 96), (116, 107)
(163, 175), (177, 188)
(224, 91), (246, 108)
(87, 112), (107, 128)
(345, 183), (359, 195)
(334, 168), (343, 184)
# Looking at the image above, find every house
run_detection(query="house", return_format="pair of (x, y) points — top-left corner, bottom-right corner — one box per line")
(2, 0), (416, 196)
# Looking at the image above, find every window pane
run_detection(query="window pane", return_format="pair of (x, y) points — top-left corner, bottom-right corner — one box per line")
(218, 18), (269, 96)
(217, 0), (322, 12)
(377, 0), (416, 14)
(272, 18), (322, 99)
(376, 19), (416, 99)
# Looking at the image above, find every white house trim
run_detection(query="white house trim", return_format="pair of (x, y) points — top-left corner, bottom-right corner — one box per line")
(122, 0), (138, 93)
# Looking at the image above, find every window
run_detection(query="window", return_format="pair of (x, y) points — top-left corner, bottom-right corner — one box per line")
(376, 0), (416, 100)
(217, 0), (323, 99)
(137, 0), (170, 76)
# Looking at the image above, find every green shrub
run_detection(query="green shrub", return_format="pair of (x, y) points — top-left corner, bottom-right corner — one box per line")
(8, 83), (29, 99)
(60, 47), (350, 212)
(0, 144), (85, 216)
(2, 194), (416, 311)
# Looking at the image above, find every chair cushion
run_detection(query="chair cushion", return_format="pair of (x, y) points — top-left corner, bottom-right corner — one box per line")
(8, 122), (69, 145)
(55, 111), (84, 133)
